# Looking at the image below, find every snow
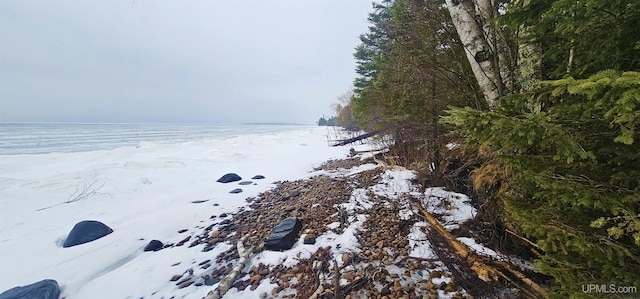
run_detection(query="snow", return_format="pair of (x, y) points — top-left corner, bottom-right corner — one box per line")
(0, 127), (370, 298)
(0, 126), (505, 298)
(422, 187), (477, 230)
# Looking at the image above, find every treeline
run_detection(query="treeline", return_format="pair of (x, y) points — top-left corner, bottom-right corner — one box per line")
(342, 0), (640, 297)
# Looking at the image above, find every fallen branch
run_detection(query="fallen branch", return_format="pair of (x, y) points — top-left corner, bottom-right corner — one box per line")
(332, 131), (377, 146)
(309, 260), (325, 299)
(417, 204), (548, 298)
(205, 236), (257, 299)
(66, 180), (106, 203)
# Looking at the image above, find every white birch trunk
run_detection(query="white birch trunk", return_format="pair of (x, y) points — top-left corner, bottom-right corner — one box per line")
(445, 0), (503, 107)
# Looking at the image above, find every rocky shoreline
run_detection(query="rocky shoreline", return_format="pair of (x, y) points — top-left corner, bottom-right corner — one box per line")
(161, 155), (488, 299)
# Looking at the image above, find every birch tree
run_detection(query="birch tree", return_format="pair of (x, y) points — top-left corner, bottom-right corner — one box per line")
(444, 0), (510, 108)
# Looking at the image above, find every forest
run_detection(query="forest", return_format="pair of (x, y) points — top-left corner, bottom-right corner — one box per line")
(335, 0), (640, 297)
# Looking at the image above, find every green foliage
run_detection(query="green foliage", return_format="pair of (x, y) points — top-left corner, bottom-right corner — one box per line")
(503, 0), (640, 78)
(444, 70), (640, 297)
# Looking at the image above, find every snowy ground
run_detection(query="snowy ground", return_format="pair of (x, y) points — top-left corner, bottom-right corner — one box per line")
(0, 127), (505, 298)
(0, 127), (374, 298)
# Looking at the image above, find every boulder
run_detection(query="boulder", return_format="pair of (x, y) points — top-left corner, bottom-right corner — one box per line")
(63, 220), (113, 248)
(265, 218), (302, 251)
(0, 279), (60, 299)
(217, 173), (242, 183)
(144, 240), (164, 252)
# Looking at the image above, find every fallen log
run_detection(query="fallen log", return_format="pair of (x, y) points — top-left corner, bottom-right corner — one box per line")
(417, 204), (548, 298)
(332, 132), (377, 147)
(205, 236), (259, 299)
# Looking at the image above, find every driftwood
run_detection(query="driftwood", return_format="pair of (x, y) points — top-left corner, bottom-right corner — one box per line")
(205, 236), (258, 299)
(309, 260), (326, 299)
(332, 132), (377, 146)
(417, 204), (548, 298)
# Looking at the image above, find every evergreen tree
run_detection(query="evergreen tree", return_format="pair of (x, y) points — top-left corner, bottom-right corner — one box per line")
(445, 71), (640, 297)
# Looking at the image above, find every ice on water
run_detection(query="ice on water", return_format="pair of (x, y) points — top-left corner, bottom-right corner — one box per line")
(0, 124), (361, 298)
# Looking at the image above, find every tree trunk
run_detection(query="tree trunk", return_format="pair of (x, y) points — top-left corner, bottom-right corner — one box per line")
(445, 0), (505, 108)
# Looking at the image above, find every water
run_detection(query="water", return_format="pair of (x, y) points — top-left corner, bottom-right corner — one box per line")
(0, 122), (310, 155)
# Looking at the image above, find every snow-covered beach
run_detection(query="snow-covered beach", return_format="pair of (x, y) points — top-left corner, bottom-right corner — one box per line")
(0, 125), (370, 298)
(0, 124), (502, 299)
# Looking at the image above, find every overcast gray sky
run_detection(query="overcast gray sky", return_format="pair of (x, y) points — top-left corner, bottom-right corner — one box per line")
(0, 0), (371, 124)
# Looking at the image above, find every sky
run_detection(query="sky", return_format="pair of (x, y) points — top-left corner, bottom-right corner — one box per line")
(0, 0), (372, 124)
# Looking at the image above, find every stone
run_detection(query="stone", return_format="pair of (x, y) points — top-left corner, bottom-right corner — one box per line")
(0, 279), (60, 299)
(252, 175), (265, 180)
(303, 238), (316, 245)
(238, 181), (253, 185)
(229, 188), (243, 194)
(62, 220), (113, 248)
(217, 173), (242, 183)
(265, 218), (302, 251)
(191, 199), (208, 204)
(204, 278), (219, 286)
(144, 240), (164, 252)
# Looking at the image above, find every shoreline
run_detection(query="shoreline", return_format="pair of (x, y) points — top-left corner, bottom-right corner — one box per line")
(159, 154), (480, 299)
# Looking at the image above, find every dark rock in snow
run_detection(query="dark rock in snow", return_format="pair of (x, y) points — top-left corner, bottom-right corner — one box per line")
(62, 220), (113, 248)
(0, 279), (60, 299)
(144, 240), (164, 252)
(191, 199), (208, 204)
(229, 188), (243, 194)
(219, 213), (228, 218)
(238, 181), (253, 185)
(251, 175), (265, 180)
(204, 278), (220, 286)
(217, 173), (242, 183)
(303, 237), (316, 245)
(265, 218), (302, 251)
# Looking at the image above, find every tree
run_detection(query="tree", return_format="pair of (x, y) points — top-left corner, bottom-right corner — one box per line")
(444, 0), (514, 107)
(445, 70), (640, 297)
(332, 90), (358, 130)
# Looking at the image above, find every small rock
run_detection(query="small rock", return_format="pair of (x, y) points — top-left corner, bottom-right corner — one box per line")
(198, 259), (211, 266)
(175, 235), (191, 246)
(430, 270), (442, 279)
(380, 285), (391, 296)
(178, 229), (188, 233)
(252, 175), (265, 179)
(62, 220), (113, 248)
(303, 238), (316, 245)
(230, 188), (243, 194)
(0, 279), (60, 299)
(179, 280), (194, 289)
(204, 278), (219, 286)
(191, 199), (208, 204)
(444, 283), (456, 292)
(170, 274), (183, 282)
(250, 274), (262, 281)
(239, 181), (253, 185)
(144, 240), (164, 252)
(217, 173), (242, 183)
